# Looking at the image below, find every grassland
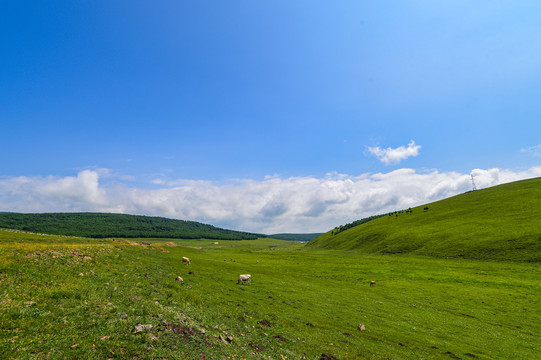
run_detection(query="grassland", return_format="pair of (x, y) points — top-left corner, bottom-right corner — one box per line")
(1, 229), (540, 359)
(308, 177), (541, 262)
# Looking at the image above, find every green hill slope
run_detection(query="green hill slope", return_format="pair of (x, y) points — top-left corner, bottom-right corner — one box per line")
(0, 212), (263, 240)
(269, 233), (323, 241)
(308, 177), (541, 262)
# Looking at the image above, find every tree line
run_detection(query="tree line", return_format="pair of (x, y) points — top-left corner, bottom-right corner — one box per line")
(0, 213), (263, 240)
(331, 206), (430, 235)
(331, 214), (386, 235)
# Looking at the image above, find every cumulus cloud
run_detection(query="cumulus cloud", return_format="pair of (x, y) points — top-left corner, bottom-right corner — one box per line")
(1, 166), (541, 234)
(0, 170), (107, 213)
(367, 141), (421, 165)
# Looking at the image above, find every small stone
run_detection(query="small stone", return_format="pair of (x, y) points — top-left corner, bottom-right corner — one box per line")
(134, 324), (153, 334)
(119, 312), (127, 319)
(71, 344), (79, 349)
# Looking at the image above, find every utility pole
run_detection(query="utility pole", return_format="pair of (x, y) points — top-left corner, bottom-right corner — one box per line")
(470, 174), (477, 191)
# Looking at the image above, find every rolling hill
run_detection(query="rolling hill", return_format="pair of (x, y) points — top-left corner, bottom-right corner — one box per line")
(0, 212), (263, 240)
(269, 233), (323, 241)
(308, 177), (541, 262)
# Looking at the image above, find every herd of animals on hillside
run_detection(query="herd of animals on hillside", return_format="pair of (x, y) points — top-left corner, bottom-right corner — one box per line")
(331, 207), (429, 236)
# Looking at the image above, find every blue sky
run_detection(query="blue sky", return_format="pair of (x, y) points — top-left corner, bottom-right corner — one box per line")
(2, 1), (541, 233)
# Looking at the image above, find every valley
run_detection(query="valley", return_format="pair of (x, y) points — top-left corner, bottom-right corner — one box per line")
(1, 230), (539, 359)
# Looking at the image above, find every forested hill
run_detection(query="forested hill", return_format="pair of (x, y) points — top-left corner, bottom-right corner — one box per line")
(308, 177), (541, 262)
(0, 213), (263, 240)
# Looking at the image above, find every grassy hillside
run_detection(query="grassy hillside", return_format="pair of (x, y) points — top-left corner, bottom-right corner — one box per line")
(308, 177), (541, 262)
(0, 212), (262, 240)
(269, 233), (323, 241)
(1, 229), (540, 359)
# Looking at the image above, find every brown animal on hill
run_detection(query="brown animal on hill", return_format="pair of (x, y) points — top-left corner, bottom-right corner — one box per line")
(182, 257), (191, 265)
(370, 281), (376, 286)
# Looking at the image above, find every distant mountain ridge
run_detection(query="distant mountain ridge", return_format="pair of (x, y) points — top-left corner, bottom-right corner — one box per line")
(308, 177), (541, 262)
(0, 212), (263, 240)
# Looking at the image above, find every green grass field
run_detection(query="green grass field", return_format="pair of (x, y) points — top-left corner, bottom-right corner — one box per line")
(1, 230), (540, 359)
(308, 177), (541, 262)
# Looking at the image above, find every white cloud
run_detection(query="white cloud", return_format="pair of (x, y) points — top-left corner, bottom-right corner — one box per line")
(0, 170), (107, 213)
(521, 144), (541, 156)
(1, 166), (541, 234)
(367, 141), (421, 165)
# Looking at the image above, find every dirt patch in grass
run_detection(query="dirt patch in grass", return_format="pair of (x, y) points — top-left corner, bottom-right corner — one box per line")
(160, 321), (197, 339)
(257, 319), (273, 327)
(24, 248), (111, 264)
(249, 343), (266, 351)
(111, 238), (141, 246)
(320, 353), (339, 360)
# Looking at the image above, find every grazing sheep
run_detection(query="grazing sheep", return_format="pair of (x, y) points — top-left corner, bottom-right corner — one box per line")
(370, 281), (376, 287)
(182, 257), (191, 265)
(238, 274), (251, 285)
